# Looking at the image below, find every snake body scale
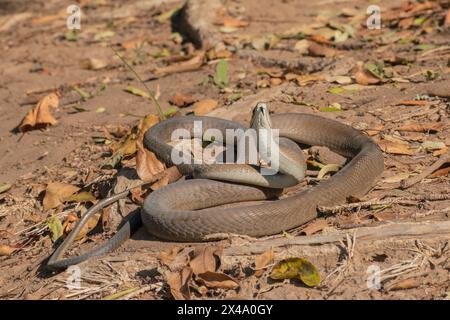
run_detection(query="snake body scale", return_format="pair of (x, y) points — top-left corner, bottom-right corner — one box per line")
(46, 103), (384, 270)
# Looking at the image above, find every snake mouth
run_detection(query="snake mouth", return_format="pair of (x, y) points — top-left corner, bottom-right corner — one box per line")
(251, 102), (272, 130)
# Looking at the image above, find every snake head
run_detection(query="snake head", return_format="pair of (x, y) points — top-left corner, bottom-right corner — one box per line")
(250, 102), (272, 130)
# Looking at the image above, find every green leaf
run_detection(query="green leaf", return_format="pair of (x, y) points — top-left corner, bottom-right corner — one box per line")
(156, 6), (182, 23)
(47, 215), (63, 242)
(320, 102), (342, 112)
(65, 30), (79, 41)
(412, 44), (435, 51)
(124, 86), (150, 98)
(0, 183), (12, 194)
(67, 191), (96, 203)
(214, 59), (229, 88)
(163, 107), (178, 117)
(73, 86), (91, 100)
(317, 164), (341, 179)
(270, 257), (321, 287)
(94, 30), (115, 41)
(327, 87), (344, 94)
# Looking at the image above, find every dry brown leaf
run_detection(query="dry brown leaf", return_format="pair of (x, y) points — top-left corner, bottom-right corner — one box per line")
(80, 57), (108, 70)
(433, 147), (449, 157)
(222, 18), (249, 28)
(167, 267), (192, 300)
(355, 67), (381, 85)
(0, 245), (17, 256)
(121, 36), (147, 49)
(43, 182), (80, 211)
(295, 74), (325, 86)
(136, 140), (165, 183)
(254, 249), (274, 277)
(62, 211), (101, 241)
(193, 99), (219, 116)
(308, 34), (332, 45)
(396, 100), (430, 106)
(270, 78), (283, 86)
(197, 271), (239, 289)
(159, 246), (183, 266)
(19, 92), (59, 132)
(189, 246), (222, 276)
(378, 140), (416, 155)
(169, 92), (197, 107)
(307, 42), (337, 57)
(299, 218), (328, 236)
(431, 166), (450, 177)
(387, 278), (420, 291)
(150, 166), (182, 191)
(137, 114), (160, 140)
(154, 52), (204, 77)
(397, 123), (443, 133)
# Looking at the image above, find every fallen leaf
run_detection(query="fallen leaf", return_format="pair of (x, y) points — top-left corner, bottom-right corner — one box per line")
(317, 164), (341, 179)
(80, 57), (108, 70)
(137, 114), (160, 139)
(270, 257), (321, 287)
(196, 271), (239, 289)
(397, 123), (443, 133)
(299, 219), (328, 235)
(355, 65), (381, 85)
(432, 165), (450, 177)
(422, 140), (446, 151)
(0, 183), (12, 194)
(214, 59), (229, 88)
(296, 74), (325, 86)
(43, 182), (80, 211)
(378, 140), (416, 155)
(47, 215), (63, 242)
(0, 245), (16, 256)
(294, 39), (309, 54)
(75, 211), (101, 241)
(254, 249), (274, 277)
(121, 36), (147, 49)
(19, 92), (59, 132)
(307, 42), (337, 57)
(154, 52), (204, 77)
(67, 191), (96, 203)
(136, 140), (165, 183)
(325, 76), (352, 85)
(384, 172), (413, 184)
(167, 267), (192, 300)
(156, 5), (182, 23)
(221, 18), (248, 28)
(433, 147), (449, 157)
(193, 99), (218, 116)
(387, 278), (420, 291)
(169, 92), (196, 107)
(189, 246), (222, 276)
(319, 103), (342, 112)
(124, 86), (150, 98)
(150, 166), (182, 191)
(159, 246), (183, 266)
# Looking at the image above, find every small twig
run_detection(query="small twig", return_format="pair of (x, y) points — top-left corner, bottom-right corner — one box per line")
(400, 151), (450, 189)
(110, 46), (165, 120)
(318, 193), (450, 215)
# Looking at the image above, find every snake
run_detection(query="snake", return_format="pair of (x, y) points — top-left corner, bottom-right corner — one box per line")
(46, 103), (384, 270)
